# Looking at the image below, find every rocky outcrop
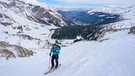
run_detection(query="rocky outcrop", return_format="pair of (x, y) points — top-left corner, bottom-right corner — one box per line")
(15, 45), (33, 57)
(0, 49), (16, 60)
(128, 26), (135, 34)
(0, 41), (34, 60)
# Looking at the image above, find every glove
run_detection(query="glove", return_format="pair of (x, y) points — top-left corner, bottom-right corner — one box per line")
(49, 53), (51, 56)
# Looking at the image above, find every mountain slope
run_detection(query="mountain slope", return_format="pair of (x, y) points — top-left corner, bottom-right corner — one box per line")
(0, 0), (69, 50)
(58, 10), (121, 26)
(0, 2), (135, 76)
(0, 0), (65, 59)
(88, 5), (135, 29)
(0, 29), (135, 76)
(0, 0), (67, 27)
(55, 30), (135, 76)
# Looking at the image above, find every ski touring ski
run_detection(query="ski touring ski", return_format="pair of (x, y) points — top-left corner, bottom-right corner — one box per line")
(44, 64), (61, 75)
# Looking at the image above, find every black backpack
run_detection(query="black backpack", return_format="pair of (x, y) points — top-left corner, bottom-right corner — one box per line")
(56, 45), (61, 50)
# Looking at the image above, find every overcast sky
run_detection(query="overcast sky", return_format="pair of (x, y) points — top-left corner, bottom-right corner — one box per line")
(38, 0), (135, 8)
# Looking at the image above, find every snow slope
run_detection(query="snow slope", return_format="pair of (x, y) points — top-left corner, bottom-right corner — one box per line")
(0, 29), (135, 76)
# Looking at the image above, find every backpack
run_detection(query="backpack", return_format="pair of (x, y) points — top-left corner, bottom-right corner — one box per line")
(56, 45), (61, 50)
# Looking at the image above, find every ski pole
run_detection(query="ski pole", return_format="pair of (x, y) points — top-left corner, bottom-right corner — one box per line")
(48, 55), (51, 69)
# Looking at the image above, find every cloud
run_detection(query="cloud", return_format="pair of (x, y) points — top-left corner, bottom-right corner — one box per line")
(53, 0), (135, 5)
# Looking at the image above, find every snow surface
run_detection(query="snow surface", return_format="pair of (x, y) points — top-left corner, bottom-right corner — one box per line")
(0, 30), (135, 76)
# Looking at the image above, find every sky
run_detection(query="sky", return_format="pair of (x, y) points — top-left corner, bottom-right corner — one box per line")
(37, 0), (135, 8)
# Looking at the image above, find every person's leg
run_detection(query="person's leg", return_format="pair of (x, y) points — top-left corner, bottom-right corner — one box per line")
(55, 54), (59, 68)
(51, 55), (55, 68)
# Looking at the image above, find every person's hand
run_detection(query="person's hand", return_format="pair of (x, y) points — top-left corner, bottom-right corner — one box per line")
(49, 53), (51, 56)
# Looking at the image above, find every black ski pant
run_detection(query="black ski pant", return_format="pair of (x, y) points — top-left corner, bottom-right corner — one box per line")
(51, 54), (59, 68)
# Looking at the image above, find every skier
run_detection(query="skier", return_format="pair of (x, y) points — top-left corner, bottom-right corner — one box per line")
(49, 44), (60, 69)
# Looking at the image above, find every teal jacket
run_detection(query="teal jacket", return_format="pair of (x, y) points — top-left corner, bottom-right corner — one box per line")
(50, 46), (60, 55)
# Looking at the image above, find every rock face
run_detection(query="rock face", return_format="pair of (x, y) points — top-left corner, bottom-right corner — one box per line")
(0, 49), (16, 60)
(0, 41), (34, 60)
(0, 0), (67, 27)
(129, 26), (135, 34)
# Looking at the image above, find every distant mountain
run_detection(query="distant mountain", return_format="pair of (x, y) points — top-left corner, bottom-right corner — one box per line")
(88, 5), (135, 29)
(53, 6), (93, 11)
(0, 0), (67, 27)
(52, 5), (135, 40)
(58, 10), (121, 26)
